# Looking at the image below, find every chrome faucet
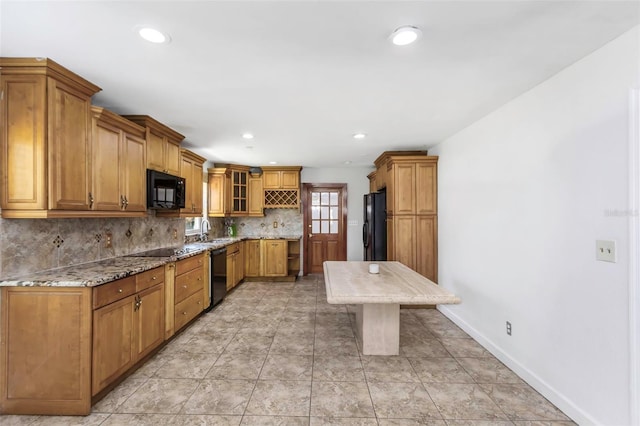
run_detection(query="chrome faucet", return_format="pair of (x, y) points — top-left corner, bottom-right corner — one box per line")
(200, 218), (211, 241)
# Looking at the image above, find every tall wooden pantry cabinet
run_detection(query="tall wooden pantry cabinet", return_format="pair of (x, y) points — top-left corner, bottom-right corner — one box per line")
(370, 151), (438, 282)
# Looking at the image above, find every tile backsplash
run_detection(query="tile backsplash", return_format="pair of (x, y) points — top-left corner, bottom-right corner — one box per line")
(0, 214), (186, 279)
(0, 208), (303, 279)
(227, 209), (303, 238)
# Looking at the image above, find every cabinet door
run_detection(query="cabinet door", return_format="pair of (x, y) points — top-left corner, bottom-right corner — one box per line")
(165, 140), (181, 176)
(248, 177), (264, 216)
(1, 287), (92, 415)
(226, 253), (235, 290)
(92, 117), (122, 211)
(263, 240), (287, 277)
(146, 131), (166, 172)
(244, 240), (261, 277)
(392, 163), (416, 215)
(416, 162), (437, 215)
(208, 172), (228, 217)
(236, 244), (244, 283)
(392, 216), (416, 270)
(281, 170), (299, 189)
(121, 133), (147, 212)
(415, 215), (437, 282)
(262, 170), (280, 189)
(192, 161), (204, 215)
(1, 74), (47, 210)
(92, 295), (135, 395)
(231, 170), (248, 215)
(180, 156), (195, 214)
(48, 77), (92, 210)
(135, 283), (165, 360)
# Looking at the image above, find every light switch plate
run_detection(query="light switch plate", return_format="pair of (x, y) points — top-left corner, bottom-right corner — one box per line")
(596, 240), (616, 262)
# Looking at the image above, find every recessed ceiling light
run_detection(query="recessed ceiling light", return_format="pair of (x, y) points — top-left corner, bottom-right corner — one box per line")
(138, 27), (171, 44)
(269, 161), (277, 165)
(353, 133), (367, 140)
(390, 26), (422, 46)
(344, 161), (352, 165)
(242, 133), (254, 139)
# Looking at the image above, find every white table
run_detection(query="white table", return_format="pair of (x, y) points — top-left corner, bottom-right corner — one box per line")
(323, 261), (461, 355)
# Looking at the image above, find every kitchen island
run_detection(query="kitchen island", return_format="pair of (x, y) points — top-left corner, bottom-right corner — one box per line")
(323, 261), (460, 355)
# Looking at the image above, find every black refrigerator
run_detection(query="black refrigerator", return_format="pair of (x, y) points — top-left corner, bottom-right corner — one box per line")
(363, 190), (387, 261)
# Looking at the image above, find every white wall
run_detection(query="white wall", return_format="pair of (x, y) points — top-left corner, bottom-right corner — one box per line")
(301, 167), (373, 261)
(430, 27), (639, 425)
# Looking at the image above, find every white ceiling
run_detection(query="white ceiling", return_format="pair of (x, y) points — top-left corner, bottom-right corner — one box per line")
(1, 1), (638, 168)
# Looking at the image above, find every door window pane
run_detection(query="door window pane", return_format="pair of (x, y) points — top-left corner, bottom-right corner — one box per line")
(321, 221), (329, 233)
(329, 220), (338, 234)
(330, 192), (338, 205)
(321, 192), (329, 205)
(320, 206), (329, 219)
(312, 221), (320, 233)
(312, 193), (320, 205)
(330, 207), (338, 219)
(312, 206), (320, 219)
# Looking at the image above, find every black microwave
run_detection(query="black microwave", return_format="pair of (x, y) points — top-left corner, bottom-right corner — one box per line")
(146, 169), (186, 209)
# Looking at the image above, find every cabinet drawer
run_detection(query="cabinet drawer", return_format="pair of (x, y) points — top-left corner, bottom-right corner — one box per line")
(174, 289), (204, 331)
(135, 266), (164, 292)
(93, 276), (136, 309)
(176, 255), (204, 275)
(226, 242), (239, 255)
(174, 268), (204, 303)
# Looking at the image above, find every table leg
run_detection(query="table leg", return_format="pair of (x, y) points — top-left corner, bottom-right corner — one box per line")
(355, 303), (400, 355)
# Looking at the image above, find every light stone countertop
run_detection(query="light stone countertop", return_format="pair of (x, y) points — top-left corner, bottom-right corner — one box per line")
(0, 235), (301, 288)
(323, 261), (461, 305)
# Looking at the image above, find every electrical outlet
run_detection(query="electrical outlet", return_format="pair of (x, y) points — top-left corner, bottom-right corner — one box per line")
(105, 232), (112, 248)
(596, 240), (616, 262)
(172, 228), (178, 240)
(273, 221), (278, 228)
(506, 321), (512, 336)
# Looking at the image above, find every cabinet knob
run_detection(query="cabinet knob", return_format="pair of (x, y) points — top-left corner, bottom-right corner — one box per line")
(197, 301), (201, 305)
(183, 285), (187, 289)
(152, 276), (157, 280)
(197, 277), (201, 281)
(182, 311), (187, 315)
(118, 288), (123, 293)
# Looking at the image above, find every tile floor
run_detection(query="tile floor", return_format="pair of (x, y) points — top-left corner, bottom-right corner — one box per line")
(3, 275), (575, 426)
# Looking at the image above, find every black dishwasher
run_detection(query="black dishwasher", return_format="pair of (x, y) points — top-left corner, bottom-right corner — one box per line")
(207, 247), (227, 311)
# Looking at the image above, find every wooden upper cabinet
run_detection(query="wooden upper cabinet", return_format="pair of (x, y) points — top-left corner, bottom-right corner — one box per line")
(179, 149), (206, 217)
(262, 166), (301, 189)
(0, 58), (101, 218)
(91, 107), (146, 214)
(122, 115), (184, 176)
(248, 175), (264, 217)
(374, 152), (437, 216)
(207, 167), (230, 217)
(229, 166), (250, 216)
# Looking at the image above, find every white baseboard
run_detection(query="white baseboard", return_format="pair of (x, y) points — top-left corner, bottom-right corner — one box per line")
(437, 305), (599, 425)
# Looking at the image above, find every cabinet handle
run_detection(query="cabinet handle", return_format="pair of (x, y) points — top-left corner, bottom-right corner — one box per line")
(120, 195), (126, 209)
(89, 192), (94, 208)
(124, 196), (129, 208)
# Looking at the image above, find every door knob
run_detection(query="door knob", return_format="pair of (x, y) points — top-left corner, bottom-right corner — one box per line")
(308, 233), (313, 238)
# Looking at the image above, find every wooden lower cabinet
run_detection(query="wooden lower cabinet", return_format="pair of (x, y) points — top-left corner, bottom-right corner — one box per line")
(244, 239), (299, 280)
(0, 265), (172, 416)
(263, 240), (287, 277)
(92, 270), (165, 396)
(388, 215), (438, 282)
(0, 287), (93, 415)
(226, 242), (244, 290)
(173, 255), (206, 332)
